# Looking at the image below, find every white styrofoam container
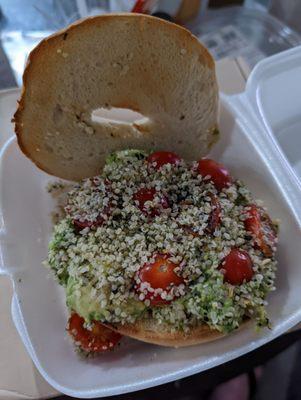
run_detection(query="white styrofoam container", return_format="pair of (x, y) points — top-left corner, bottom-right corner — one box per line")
(0, 47), (301, 398)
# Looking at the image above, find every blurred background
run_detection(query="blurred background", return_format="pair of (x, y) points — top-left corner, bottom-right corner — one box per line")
(0, 0), (301, 88)
(0, 1), (301, 400)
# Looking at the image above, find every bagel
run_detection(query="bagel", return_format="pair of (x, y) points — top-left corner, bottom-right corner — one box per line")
(14, 14), (218, 181)
(107, 319), (224, 347)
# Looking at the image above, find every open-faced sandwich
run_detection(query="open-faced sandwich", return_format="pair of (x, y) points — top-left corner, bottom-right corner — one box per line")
(14, 14), (278, 353)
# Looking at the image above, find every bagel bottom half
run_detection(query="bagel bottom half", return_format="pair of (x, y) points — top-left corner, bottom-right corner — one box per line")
(106, 318), (227, 347)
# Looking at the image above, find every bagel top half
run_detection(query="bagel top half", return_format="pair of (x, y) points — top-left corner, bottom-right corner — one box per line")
(14, 14), (218, 181)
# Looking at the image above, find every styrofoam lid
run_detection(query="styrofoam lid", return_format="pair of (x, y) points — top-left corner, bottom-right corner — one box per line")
(245, 46), (301, 179)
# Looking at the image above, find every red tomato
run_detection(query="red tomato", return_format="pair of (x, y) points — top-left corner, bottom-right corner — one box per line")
(147, 151), (181, 170)
(73, 205), (111, 231)
(69, 179), (112, 230)
(197, 159), (232, 191)
(135, 254), (184, 305)
(220, 249), (254, 285)
(73, 215), (106, 230)
(244, 204), (277, 257)
(67, 313), (121, 353)
(206, 194), (221, 234)
(133, 188), (169, 217)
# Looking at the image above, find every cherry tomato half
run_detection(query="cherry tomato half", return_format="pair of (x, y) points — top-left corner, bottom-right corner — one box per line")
(133, 188), (169, 217)
(135, 254), (184, 305)
(197, 159), (232, 191)
(73, 204), (111, 231)
(220, 249), (254, 285)
(147, 151), (181, 170)
(244, 204), (277, 257)
(206, 194), (221, 234)
(68, 179), (112, 231)
(73, 214), (106, 231)
(67, 313), (121, 353)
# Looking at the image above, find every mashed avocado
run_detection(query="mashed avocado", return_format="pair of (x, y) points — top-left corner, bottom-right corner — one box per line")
(66, 277), (145, 323)
(105, 149), (147, 164)
(66, 277), (109, 322)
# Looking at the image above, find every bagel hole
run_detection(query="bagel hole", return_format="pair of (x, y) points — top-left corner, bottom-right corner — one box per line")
(91, 107), (149, 127)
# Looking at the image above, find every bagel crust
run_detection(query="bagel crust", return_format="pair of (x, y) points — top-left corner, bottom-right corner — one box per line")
(107, 319), (225, 347)
(14, 14), (218, 181)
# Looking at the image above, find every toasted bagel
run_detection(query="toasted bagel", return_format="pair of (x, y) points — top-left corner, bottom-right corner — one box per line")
(14, 14), (218, 181)
(107, 319), (225, 347)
